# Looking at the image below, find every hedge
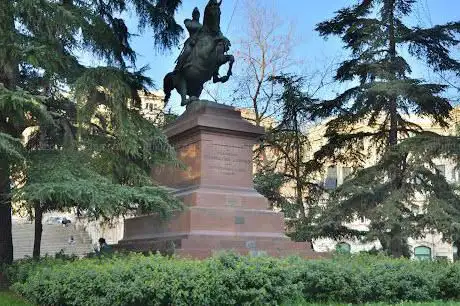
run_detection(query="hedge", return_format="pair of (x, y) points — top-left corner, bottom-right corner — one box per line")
(4, 253), (460, 305)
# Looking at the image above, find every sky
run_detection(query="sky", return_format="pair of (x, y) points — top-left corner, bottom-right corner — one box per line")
(110, 0), (460, 114)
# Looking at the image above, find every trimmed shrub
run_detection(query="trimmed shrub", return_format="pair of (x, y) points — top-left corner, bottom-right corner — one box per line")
(5, 252), (460, 305)
(439, 264), (460, 300)
(299, 255), (447, 303)
(205, 253), (303, 305)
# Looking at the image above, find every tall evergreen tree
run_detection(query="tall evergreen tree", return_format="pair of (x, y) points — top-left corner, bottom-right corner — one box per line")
(1, 0), (183, 263)
(312, 0), (460, 257)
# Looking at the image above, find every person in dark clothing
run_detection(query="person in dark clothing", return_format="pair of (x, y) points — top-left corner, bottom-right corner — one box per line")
(97, 237), (112, 254)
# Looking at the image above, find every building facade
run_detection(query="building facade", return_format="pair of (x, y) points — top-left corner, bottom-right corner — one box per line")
(139, 90), (166, 124)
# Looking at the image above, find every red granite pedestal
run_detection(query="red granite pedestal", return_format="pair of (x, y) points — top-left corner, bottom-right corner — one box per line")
(118, 101), (323, 259)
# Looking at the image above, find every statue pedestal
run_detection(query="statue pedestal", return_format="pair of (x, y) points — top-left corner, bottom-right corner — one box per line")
(118, 101), (324, 258)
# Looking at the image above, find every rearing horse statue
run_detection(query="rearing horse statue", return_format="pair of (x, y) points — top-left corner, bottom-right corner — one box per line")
(163, 0), (234, 106)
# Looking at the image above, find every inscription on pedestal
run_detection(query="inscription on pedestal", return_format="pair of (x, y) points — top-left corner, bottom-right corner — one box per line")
(204, 143), (250, 176)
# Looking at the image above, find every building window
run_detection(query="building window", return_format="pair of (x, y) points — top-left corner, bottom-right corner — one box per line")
(324, 166), (337, 190)
(435, 164), (446, 177)
(148, 103), (154, 111)
(414, 246), (432, 261)
(336, 242), (351, 254)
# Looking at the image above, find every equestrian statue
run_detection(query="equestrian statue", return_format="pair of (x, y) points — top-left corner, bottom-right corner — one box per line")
(163, 0), (234, 106)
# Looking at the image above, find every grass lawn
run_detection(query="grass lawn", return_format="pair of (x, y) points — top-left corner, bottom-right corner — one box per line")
(0, 291), (33, 306)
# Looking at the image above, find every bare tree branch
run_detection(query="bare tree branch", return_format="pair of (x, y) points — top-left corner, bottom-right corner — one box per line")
(233, 0), (302, 126)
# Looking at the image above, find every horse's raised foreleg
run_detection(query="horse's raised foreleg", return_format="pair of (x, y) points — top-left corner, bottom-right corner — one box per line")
(212, 54), (235, 84)
(226, 54), (234, 77)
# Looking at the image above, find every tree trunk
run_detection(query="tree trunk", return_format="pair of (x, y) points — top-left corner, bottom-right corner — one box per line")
(0, 1), (18, 266)
(0, 2), (18, 89)
(33, 203), (43, 259)
(389, 99), (398, 146)
(388, 226), (410, 258)
(388, 0), (398, 147)
(390, 238), (410, 258)
(294, 115), (306, 219)
(0, 160), (13, 264)
(385, 0), (410, 258)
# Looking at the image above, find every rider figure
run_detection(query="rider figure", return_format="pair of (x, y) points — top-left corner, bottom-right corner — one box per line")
(174, 7), (202, 72)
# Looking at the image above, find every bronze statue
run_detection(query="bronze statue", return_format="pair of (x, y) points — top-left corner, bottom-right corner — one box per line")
(163, 0), (234, 106)
(174, 7), (202, 72)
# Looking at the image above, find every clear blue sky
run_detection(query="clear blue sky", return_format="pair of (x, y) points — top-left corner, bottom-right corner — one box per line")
(120, 0), (459, 112)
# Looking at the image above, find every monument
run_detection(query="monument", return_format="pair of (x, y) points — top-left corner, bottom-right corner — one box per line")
(163, 0), (233, 106)
(118, 0), (323, 258)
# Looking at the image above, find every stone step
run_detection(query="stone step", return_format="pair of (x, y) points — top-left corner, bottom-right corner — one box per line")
(117, 234), (329, 259)
(12, 223), (93, 260)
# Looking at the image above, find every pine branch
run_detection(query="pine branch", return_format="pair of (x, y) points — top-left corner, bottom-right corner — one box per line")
(0, 133), (24, 162)
(405, 22), (460, 73)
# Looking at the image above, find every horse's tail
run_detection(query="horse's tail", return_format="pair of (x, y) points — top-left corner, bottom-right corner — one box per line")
(163, 72), (175, 104)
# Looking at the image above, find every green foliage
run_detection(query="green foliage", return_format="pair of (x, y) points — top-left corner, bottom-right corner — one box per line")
(14, 151), (182, 219)
(0, 85), (52, 132)
(1, 0), (184, 200)
(73, 67), (180, 187)
(0, 0), (184, 263)
(311, 0), (460, 256)
(254, 170), (289, 210)
(316, 133), (460, 254)
(8, 253), (460, 305)
(0, 132), (24, 162)
(206, 252), (303, 305)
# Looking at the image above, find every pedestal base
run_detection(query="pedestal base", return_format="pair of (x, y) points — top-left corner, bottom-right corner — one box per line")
(117, 101), (326, 259)
(118, 233), (323, 259)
